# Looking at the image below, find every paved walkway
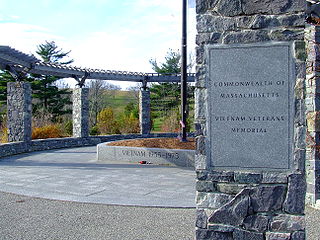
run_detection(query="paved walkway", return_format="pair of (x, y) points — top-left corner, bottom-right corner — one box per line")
(0, 146), (196, 208)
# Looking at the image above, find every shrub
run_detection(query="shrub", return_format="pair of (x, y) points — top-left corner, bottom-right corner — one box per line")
(63, 120), (73, 136)
(118, 113), (140, 134)
(32, 124), (64, 139)
(0, 127), (7, 143)
(161, 110), (180, 133)
(97, 107), (120, 134)
(90, 125), (100, 136)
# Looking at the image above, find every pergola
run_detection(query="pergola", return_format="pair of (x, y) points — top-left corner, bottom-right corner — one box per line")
(0, 46), (195, 88)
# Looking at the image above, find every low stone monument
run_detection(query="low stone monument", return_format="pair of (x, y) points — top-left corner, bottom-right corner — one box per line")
(195, 0), (306, 239)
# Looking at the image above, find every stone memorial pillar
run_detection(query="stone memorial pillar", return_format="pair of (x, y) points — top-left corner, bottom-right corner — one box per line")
(73, 88), (89, 138)
(139, 88), (151, 135)
(7, 82), (32, 142)
(195, 1), (306, 239)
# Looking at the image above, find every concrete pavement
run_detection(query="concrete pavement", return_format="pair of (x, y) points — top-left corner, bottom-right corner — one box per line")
(0, 146), (196, 208)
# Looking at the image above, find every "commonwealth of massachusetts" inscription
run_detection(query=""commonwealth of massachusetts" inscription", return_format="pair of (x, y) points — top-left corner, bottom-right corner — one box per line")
(208, 43), (293, 170)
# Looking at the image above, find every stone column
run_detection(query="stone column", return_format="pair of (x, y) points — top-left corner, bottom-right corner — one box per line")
(195, 1), (306, 239)
(73, 88), (89, 138)
(305, 25), (320, 207)
(7, 82), (32, 142)
(139, 88), (151, 135)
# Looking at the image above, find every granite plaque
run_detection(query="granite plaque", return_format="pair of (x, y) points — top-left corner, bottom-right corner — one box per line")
(207, 43), (294, 170)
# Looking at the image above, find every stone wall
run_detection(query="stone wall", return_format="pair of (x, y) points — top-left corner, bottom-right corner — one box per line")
(7, 82), (32, 142)
(0, 133), (179, 159)
(195, 0), (306, 239)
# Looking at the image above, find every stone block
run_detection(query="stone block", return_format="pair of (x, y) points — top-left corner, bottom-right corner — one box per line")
(234, 172), (262, 184)
(196, 136), (206, 155)
(207, 224), (235, 232)
(195, 154), (208, 170)
(291, 231), (305, 240)
(307, 112), (320, 132)
(195, 88), (207, 120)
(243, 214), (270, 232)
(196, 209), (208, 229)
(295, 63), (306, 79)
(242, 0), (305, 15)
(197, 170), (209, 180)
(197, 15), (236, 33)
(283, 174), (306, 214)
(262, 172), (288, 184)
(208, 171), (234, 183)
(196, 181), (217, 192)
(251, 15), (280, 29)
(216, 183), (248, 195)
(266, 232), (291, 240)
(294, 126), (307, 149)
(270, 214), (305, 232)
(294, 99), (306, 125)
(294, 78), (305, 101)
(294, 41), (306, 61)
(250, 185), (286, 212)
(279, 13), (305, 28)
(223, 30), (270, 44)
(215, 0), (242, 17)
(269, 29), (304, 41)
(233, 229), (264, 240)
(196, 192), (234, 209)
(208, 189), (250, 226)
(196, 229), (233, 240)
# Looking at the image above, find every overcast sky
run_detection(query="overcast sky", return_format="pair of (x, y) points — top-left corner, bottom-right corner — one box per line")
(0, 0), (196, 88)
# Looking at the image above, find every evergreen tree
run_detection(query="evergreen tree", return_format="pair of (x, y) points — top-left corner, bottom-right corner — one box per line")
(0, 71), (14, 104)
(29, 41), (74, 121)
(149, 49), (194, 131)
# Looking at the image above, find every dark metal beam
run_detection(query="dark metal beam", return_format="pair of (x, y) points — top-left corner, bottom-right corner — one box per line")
(181, 0), (188, 142)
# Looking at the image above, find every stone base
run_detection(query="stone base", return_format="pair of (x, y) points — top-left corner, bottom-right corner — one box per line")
(97, 142), (195, 167)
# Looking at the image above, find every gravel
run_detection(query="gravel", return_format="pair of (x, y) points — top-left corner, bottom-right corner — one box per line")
(0, 191), (195, 240)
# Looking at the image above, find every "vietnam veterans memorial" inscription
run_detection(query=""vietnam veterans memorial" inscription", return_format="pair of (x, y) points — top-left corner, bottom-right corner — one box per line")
(208, 43), (293, 170)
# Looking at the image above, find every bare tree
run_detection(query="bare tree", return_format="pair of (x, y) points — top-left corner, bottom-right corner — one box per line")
(126, 84), (141, 101)
(86, 80), (120, 127)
